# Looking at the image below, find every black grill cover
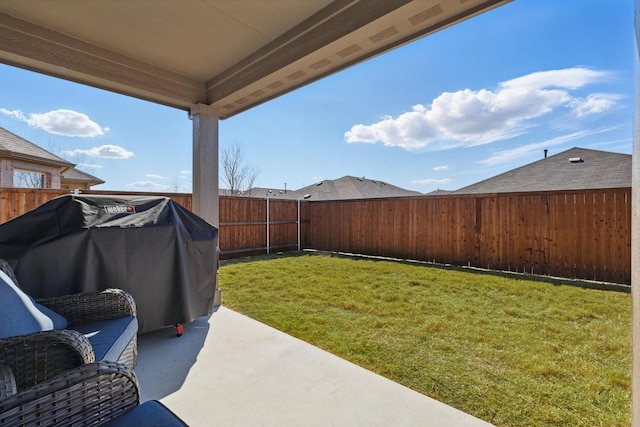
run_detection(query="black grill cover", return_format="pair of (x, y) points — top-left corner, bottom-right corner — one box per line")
(0, 194), (219, 333)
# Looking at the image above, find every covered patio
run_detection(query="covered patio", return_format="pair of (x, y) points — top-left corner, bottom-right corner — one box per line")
(1, 0), (638, 425)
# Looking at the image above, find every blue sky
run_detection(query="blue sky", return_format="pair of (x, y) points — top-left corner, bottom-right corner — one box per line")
(0, 0), (633, 194)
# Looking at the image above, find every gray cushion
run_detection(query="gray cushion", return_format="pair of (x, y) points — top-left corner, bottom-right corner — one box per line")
(0, 270), (68, 339)
(70, 316), (137, 362)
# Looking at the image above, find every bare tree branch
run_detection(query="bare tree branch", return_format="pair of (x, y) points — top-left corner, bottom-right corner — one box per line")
(170, 175), (185, 193)
(221, 142), (260, 196)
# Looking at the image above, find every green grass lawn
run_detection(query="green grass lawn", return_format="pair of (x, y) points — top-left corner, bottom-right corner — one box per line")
(219, 253), (631, 427)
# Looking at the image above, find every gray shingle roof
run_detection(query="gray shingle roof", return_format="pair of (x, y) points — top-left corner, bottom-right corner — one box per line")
(61, 167), (105, 185)
(425, 189), (453, 195)
(225, 176), (421, 200)
(282, 176), (421, 200)
(453, 147), (631, 194)
(0, 127), (74, 168)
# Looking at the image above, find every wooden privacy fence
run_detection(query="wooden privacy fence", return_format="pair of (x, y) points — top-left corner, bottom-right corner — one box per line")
(0, 187), (632, 284)
(304, 188), (631, 285)
(219, 196), (300, 258)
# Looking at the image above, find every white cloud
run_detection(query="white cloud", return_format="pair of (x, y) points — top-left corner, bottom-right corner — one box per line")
(345, 67), (616, 151)
(570, 93), (622, 118)
(145, 174), (164, 180)
(478, 126), (619, 166)
(433, 165), (449, 171)
(126, 181), (171, 191)
(76, 163), (103, 170)
(411, 178), (452, 185)
(180, 170), (192, 175)
(0, 108), (107, 137)
(0, 108), (27, 121)
(500, 68), (609, 91)
(63, 145), (134, 159)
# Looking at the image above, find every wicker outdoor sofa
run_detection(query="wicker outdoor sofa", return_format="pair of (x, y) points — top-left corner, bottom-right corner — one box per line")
(0, 258), (189, 426)
(0, 361), (188, 426)
(0, 259), (138, 391)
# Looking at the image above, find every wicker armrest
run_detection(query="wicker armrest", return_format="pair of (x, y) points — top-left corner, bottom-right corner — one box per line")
(0, 365), (17, 399)
(37, 288), (137, 325)
(0, 361), (140, 427)
(0, 329), (95, 390)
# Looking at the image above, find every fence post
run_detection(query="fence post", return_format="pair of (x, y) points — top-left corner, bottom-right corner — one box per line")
(297, 198), (300, 251)
(297, 194), (311, 251)
(266, 191), (272, 254)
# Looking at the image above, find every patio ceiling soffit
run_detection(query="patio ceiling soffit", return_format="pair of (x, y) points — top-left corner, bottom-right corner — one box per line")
(0, 0), (510, 119)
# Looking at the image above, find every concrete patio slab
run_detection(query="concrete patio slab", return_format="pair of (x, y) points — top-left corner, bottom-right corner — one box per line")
(135, 306), (494, 427)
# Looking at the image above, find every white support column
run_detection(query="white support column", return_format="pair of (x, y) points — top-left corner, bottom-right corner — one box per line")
(190, 104), (219, 227)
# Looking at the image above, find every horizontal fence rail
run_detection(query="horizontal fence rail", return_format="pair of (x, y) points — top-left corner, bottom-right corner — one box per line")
(0, 187), (631, 284)
(219, 196), (299, 258)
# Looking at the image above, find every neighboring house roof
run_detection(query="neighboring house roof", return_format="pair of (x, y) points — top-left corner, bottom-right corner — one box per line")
(61, 168), (105, 186)
(219, 187), (286, 197)
(0, 127), (105, 188)
(283, 176), (421, 200)
(425, 189), (454, 195)
(0, 127), (73, 169)
(247, 187), (287, 198)
(221, 176), (421, 200)
(453, 147), (631, 195)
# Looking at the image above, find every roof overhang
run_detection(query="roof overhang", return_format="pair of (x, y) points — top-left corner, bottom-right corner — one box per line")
(0, 0), (511, 119)
(0, 151), (75, 171)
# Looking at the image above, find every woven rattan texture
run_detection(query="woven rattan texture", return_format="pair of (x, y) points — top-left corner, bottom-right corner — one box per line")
(37, 289), (137, 325)
(118, 336), (138, 369)
(0, 361), (140, 427)
(0, 366), (16, 399)
(0, 330), (95, 390)
(38, 289), (139, 368)
(0, 259), (138, 385)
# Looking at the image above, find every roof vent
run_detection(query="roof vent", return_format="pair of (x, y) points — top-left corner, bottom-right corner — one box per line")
(569, 157), (583, 163)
